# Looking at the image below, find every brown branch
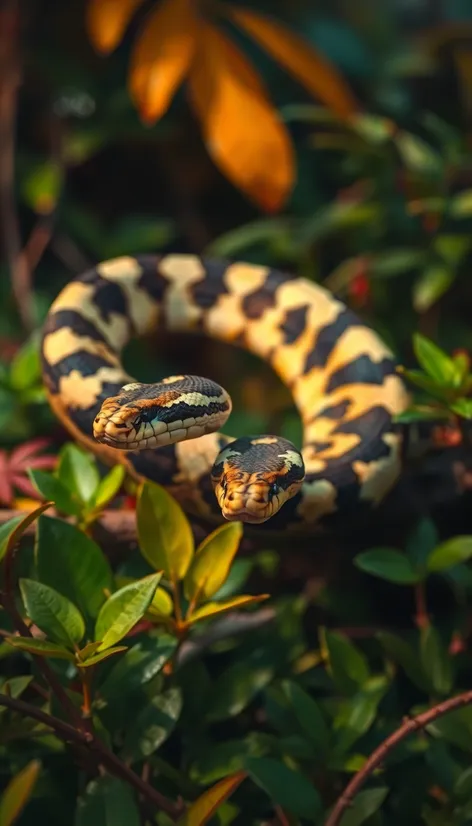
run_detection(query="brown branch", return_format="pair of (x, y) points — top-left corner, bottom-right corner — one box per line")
(0, 692), (183, 821)
(0, 0), (34, 330)
(324, 690), (472, 826)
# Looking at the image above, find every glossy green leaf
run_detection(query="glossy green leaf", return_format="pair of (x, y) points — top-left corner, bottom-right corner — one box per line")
(413, 265), (455, 313)
(281, 680), (330, 752)
(184, 522), (244, 604)
(95, 573), (162, 650)
(98, 635), (177, 721)
(323, 630), (370, 695)
(121, 686), (182, 762)
(75, 775), (140, 826)
(0, 502), (53, 562)
(137, 480), (194, 581)
(187, 594), (269, 625)
(178, 772), (246, 826)
(77, 640), (103, 661)
(420, 625), (453, 695)
(36, 517), (113, 619)
(89, 465), (125, 511)
(190, 739), (267, 785)
(354, 548), (421, 584)
(245, 756), (321, 819)
(19, 578), (85, 647)
(6, 636), (75, 661)
(427, 536), (472, 572)
(0, 759), (41, 826)
(413, 334), (456, 385)
(57, 444), (100, 503)
(29, 469), (81, 516)
(377, 632), (429, 692)
(338, 786), (389, 826)
(78, 646), (128, 667)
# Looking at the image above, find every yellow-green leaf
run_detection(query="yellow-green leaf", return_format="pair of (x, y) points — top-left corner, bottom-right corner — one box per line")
(86, 0), (145, 55)
(178, 771), (246, 826)
(184, 522), (243, 605)
(0, 502), (53, 562)
(228, 7), (358, 120)
(147, 587), (174, 618)
(187, 594), (269, 625)
(137, 481), (194, 581)
(0, 760), (41, 826)
(6, 637), (76, 661)
(95, 573), (162, 651)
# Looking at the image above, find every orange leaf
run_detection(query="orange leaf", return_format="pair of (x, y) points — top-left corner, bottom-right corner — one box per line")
(178, 772), (247, 826)
(86, 0), (144, 55)
(188, 24), (294, 213)
(228, 7), (359, 120)
(129, 0), (197, 124)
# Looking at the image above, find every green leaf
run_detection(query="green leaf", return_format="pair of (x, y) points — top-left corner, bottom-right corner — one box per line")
(187, 594), (269, 625)
(334, 677), (389, 753)
(57, 444), (100, 503)
(121, 687), (182, 762)
(9, 338), (41, 391)
(147, 586), (174, 619)
(337, 787), (389, 826)
(29, 469), (81, 516)
(427, 536), (472, 572)
(395, 132), (442, 174)
(413, 265), (455, 313)
(178, 773), (246, 826)
(0, 676), (33, 699)
(98, 635), (177, 721)
(323, 630), (370, 695)
(394, 406), (450, 424)
(19, 578), (85, 648)
(450, 398), (472, 419)
(6, 637), (75, 661)
(454, 765), (472, 800)
(95, 573), (162, 651)
(208, 649), (276, 722)
(406, 517), (439, 571)
(137, 480), (193, 581)
(89, 465), (125, 511)
(245, 756), (321, 819)
(21, 159), (63, 214)
(354, 548), (421, 584)
(281, 680), (330, 753)
(190, 739), (267, 785)
(75, 775), (140, 826)
(184, 522), (244, 604)
(427, 706), (472, 754)
(450, 189), (472, 217)
(36, 517), (113, 619)
(78, 646), (128, 667)
(371, 248), (426, 278)
(413, 333), (457, 385)
(0, 759), (41, 826)
(0, 502), (53, 562)
(420, 625), (453, 695)
(377, 632), (429, 692)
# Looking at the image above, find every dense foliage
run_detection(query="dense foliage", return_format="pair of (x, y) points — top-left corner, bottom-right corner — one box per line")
(3, 1), (472, 824)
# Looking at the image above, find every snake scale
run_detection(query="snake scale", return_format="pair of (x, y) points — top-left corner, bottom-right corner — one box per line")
(40, 254), (410, 533)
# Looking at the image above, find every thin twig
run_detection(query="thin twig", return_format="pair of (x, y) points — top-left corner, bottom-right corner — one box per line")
(0, 692), (183, 820)
(324, 690), (472, 826)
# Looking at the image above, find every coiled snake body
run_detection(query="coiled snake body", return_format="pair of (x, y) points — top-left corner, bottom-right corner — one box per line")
(40, 255), (409, 533)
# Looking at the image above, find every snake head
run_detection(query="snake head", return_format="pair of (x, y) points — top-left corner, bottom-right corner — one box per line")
(93, 377), (232, 451)
(211, 436), (305, 524)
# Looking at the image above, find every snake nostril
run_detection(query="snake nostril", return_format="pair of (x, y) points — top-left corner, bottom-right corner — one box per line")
(114, 422), (128, 429)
